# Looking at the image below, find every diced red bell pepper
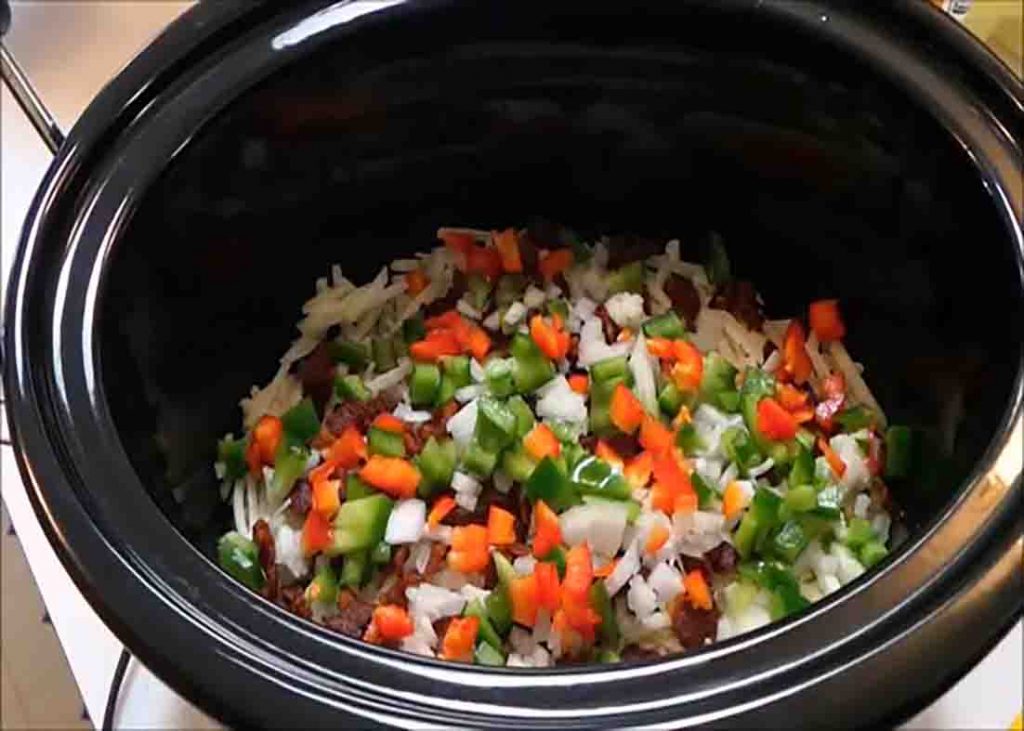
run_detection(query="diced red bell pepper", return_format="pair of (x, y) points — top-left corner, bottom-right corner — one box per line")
(535, 561), (561, 612)
(670, 341), (704, 392)
(639, 414), (674, 454)
(610, 384), (644, 434)
(326, 425), (368, 469)
(531, 500), (562, 558)
(465, 244), (502, 280)
(494, 228), (523, 273)
(253, 415), (283, 465)
(809, 299), (846, 342)
(567, 373), (590, 395)
(301, 509), (332, 556)
(781, 320), (813, 384)
(529, 314), (570, 360)
(756, 398), (799, 441)
(561, 544), (593, 602)
(373, 604), (415, 641)
(440, 616), (480, 661)
(538, 248), (573, 280)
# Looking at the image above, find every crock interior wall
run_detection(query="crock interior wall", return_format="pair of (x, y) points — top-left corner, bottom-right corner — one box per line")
(98, 3), (1021, 554)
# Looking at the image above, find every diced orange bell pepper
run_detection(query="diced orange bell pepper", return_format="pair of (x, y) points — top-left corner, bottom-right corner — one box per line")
(465, 244), (502, 280)
(538, 248), (574, 280)
(312, 479), (341, 519)
(307, 458), (340, 487)
(781, 320), (813, 384)
(610, 383), (644, 434)
(818, 436), (847, 478)
(531, 499), (562, 558)
(567, 373), (590, 395)
(534, 561), (561, 612)
(448, 524), (490, 573)
(683, 569), (713, 611)
(561, 596), (601, 640)
(326, 425), (368, 469)
(439, 231), (476, 269)
(427, 495), (456, 529)
(670, 341), (704, 392)
(639, 414), (674, 454)
(674, 491), (698, 514)
(245, 437), (263, 477)
(523, 423), (561, 462)
(672, 405), (693, 429)
(301, 509), (332, 556)
(646, 338), (676, 360)
(509, 574), (540, 627)
(561, 544), (593, 602)
(616, 328), (634, 343)
(372, 413), (405, 434)
(405, 269), (430, 297)
(373, 604), (415, 641)
(529, 314), (570, 360)
(594, 440), (624, 469)
(756, 398), (799, 441)
(777, 383), (810, 412)
(721, 480), (747, 520)
(623, 451), (653, 488)
(425, 310), (465, 330)
(651, 480), (677, 515)
(809, 299), (846, 342)
(359, 455), (421, 499)
(494, 228), (523, 273)
(410, 330), (462, 362)
(645, 523), (670, 554)
(440, 615), (480, 661)
(462, 325), (491, 361)
(487, 505), (517, 546)
(593, 559), (618, 578)
(253, 415), (283, 465)
(651, 452), (695, 515)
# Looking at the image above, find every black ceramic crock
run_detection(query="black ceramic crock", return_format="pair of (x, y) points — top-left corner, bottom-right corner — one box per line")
(4, 1), (1022, 727)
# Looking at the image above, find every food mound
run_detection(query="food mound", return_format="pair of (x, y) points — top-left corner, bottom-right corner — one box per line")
(213, 225), (906, 666)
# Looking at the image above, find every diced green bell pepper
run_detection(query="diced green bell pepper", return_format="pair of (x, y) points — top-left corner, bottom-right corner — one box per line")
(340, 550), (369, 588)
(836, 405), (875, 433)
(281, 398), (320, 447)
(705, 233), (731, 286)
(541, 546), (567, 579)
(658, 382), (685, 417)
(328, 494), (393, 556)
(525, 456), (578, 511)
(507, 395), (535, 438)
(717, 390), (741, 413)
(217, 436), (248, 481)
(795, 428), (816, 452)
(368, 426), (405, 458)
(217, 532), (266, 591)
(510, 335), (555, 394)
(788, 446), (815, 489)
(784, 484), (817, 513)
(467, 274), (492, 311)
(721, 426), (764, 475)
(346, 473), (373, 501)
(402, 313), (426, 344)
(581, 495), (641, 523)
(859, 540), (888, 568)
(476, 397), (517, 452)
(442, 355), (472, 386)
(571, 456), (632, 501)
(738, 560), (809, 620)
(589, 581), (619, 648)
(561, 442), (588, 472)
(589, 375), (625, 437)
(371, 540), (392, 565)
(811, 484), (843, 520)
(501, 447), (537, 483)
(464, 599), (503, 650)
(770, 519), (810, 563)
(486, 586), (513, 635)
(547, 298), (570, 321)
(699, 352), (739, 411)
(268, 446), (308, 504)
(642, 311), (686, 340)
(463, 439), (499, 478)
(336, 374), (371, 402)
(885, 425), (912, 479)
(417, 437), (457, 497)
(493, 552), (517, 588)
(372, 336), (396, 372)
(675, 423), (705, 456)
(845, 517), (876, 550)
(597, 649), (621, 663)
(691, 472), (715, 510)
(496, 274), (527, 308)
(485, 358), (516, 398)
(410, 363), (441, 407)
(474, 641), (506, 666)
(740, 367), (776, 436)
(590, 355), (630, 384)
(734, 487), (783, 558)
(329, 340), (369, 369)
(607, 261), (644, 294)
(307, 562), (339, 605)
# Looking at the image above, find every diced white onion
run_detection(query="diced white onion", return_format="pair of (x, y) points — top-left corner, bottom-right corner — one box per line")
(559, 502), (629, 556)
(385, 499), (426, 544)
(446, 400), (479, 447)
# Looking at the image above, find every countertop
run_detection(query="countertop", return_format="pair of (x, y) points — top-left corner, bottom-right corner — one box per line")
(1, 2), (1021, 728)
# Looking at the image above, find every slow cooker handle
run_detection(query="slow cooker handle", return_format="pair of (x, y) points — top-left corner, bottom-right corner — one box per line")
(0, 0), (64, 154)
